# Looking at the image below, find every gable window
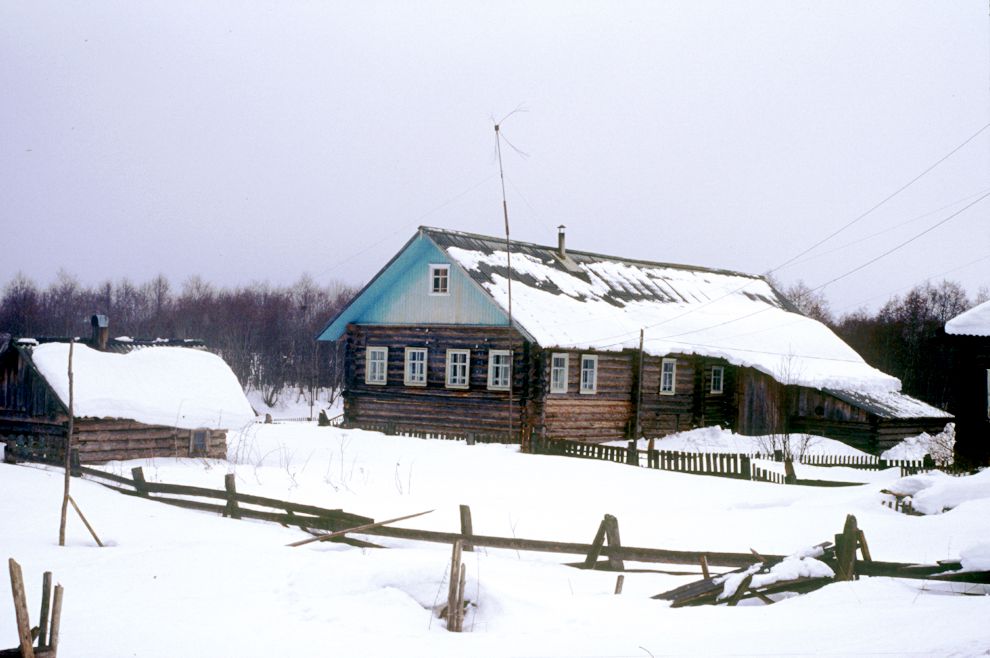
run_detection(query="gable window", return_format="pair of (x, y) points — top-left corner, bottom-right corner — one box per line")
(550, 353), (569, 393)
(429, 264), (450, 295)
(366, 347), (388, 385)
(446, 349), (470, 388)
(711, 366), (724, 394)
(189, 429), (209, 456)
(404, 348), (427, 387)
(580, 354), (598, 394)
(487, 350), (512, 390)
(660, 358), (677, 395)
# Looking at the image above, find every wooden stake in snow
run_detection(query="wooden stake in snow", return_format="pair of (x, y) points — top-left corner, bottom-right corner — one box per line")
(67, 496), (103, 548)
(6, 558), (64, 658)
(58, 339), (74, 547)
(446, 539), (467, 632)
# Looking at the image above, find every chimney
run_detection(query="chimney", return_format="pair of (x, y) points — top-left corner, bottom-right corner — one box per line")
(90, 314), (109, 351)
(557, 224), (567, 259)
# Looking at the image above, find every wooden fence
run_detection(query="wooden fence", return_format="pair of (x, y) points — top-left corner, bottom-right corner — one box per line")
(352, 422), (520, 445)
(538, 438), (929, 485)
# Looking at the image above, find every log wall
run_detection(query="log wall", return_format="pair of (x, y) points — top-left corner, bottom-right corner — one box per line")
(342, 324), (533, 438)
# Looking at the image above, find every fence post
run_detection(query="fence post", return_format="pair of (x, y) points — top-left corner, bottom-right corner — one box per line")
(224, 473), (241, 519)
(459, 504), (474, 552)
(131, 466), (149, 497)
(741, 455), (752, 480)
(70, 448), (81, 476)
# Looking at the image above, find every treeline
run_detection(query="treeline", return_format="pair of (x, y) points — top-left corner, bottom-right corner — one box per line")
(780, 278), (987, 409)
(0, 271), (356, 406)
(1, 271), (985, 411)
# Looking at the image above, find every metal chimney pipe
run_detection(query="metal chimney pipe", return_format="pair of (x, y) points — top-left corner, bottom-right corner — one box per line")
(90, 314), (109, 351)
(557, 225), (566, 259)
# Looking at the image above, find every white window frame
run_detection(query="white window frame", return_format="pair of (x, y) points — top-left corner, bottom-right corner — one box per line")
(487, 350), (512, 391)
(660, 357), (677, 395)
(710, 365), (724, 394)
(404, 348), (428, 387)
(579, 354), (598, 394)
(445, 349), (470, 389)
(365, 346), (388, 385)
(550, 352), (569, 394)
(429, 264), (450, 296)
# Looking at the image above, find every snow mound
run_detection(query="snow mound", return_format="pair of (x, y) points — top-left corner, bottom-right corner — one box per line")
(885, 469), (990, 515)
(30, 342), (256, 430)
(960, 543), (990, 572)
(612, 426), (869, 457)
(881, 424), (955, 463)
(718, 548), (835, 601)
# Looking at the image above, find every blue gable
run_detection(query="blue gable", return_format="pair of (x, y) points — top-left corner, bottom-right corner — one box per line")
(316, 231), (513, 341)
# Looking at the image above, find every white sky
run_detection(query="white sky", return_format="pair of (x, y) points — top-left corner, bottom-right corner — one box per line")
(2, 1), (988, 314)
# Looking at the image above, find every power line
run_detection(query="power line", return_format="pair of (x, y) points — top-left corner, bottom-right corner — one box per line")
(810, 190), (990, 293)
(769, 120), (990, 275)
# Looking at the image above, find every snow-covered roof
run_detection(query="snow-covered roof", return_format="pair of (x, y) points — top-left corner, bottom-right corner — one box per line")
(428, 228), (900, 393)
(825, 389), (952, 420)
(28, 343), (256, 430)
(945, 300), (990, 337)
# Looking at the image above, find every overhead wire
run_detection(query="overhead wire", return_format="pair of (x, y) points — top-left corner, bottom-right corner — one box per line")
(768, 120), (990, 275)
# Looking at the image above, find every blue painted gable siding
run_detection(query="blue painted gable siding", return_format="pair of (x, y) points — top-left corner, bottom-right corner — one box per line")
(317, 233), (509, 341)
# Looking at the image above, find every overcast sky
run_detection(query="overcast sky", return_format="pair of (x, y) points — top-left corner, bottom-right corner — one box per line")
(2, 1), (988, 314)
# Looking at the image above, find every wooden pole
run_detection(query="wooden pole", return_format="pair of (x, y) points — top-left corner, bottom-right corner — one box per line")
(494, 123), (514, 446)
(634, 328), (644, 441)
(699, 555), (711, 580)
(49, 583), (64, 653)
(38, 571), (52, 647)
(447, 539), (463, 631)
(8, 559), (35, 658)
(459, 504), (474, 552)
(224, 473), (241, 519)
(603, 514), (624, 571)
(58, 339), (74, 547)
(68, 495), (104, 547)
(835, 514), (859, 581)
(614, 574), (625, 595)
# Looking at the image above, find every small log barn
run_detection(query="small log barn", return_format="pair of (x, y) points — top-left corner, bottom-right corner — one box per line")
(0, 316), (256, 464)
(945, 300), (990, 465)
(317, 227), (950, 453)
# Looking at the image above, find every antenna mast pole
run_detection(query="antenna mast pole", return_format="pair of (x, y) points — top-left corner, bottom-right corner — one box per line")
(494, 123), (514, 443)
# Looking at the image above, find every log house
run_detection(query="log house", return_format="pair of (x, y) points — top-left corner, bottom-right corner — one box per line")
(317, 227), (951, 453)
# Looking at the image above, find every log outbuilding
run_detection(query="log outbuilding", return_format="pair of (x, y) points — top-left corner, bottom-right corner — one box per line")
(317, 227), (950, 453)
(0, 317), (255, 464)
(945, 300), (990, 465)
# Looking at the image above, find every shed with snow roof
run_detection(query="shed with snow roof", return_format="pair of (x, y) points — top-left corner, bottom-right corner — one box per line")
(945, 300), (990, 465)
(0, 319), (256, 463)
(316, 227), (950, 453)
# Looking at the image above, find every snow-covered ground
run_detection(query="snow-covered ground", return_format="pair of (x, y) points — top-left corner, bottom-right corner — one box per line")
(3, 424), (990, 657)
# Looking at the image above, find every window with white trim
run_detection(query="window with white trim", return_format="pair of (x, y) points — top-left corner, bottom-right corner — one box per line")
(580, 354), (598, 394)
(660, 358), (677, 395)
(446, 349), (470, 388)
(550, 353), (569, 393)
(365, 346), (388, 385)
(487, 350), (512, 390)
(429, 264), (450, 295)
(710, 366), (724, 394)
(404, 348), (427, 386)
